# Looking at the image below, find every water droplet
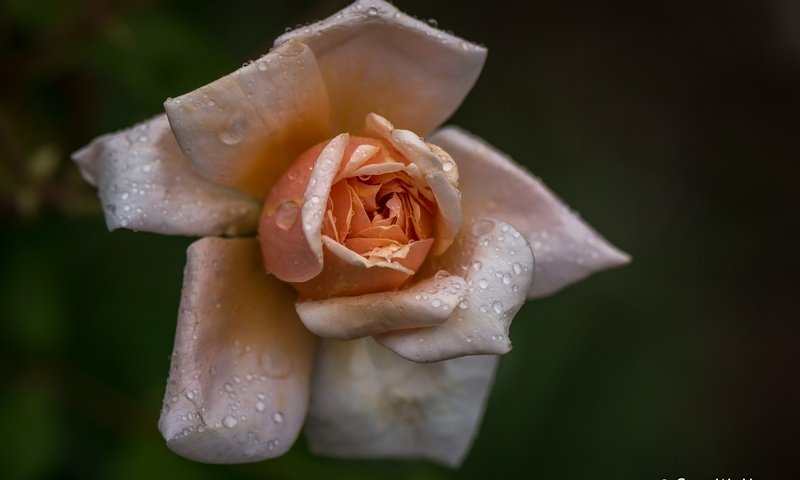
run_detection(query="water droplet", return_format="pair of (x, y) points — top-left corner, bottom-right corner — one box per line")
(471, 219), (494, 236)
(256, 60), (268, 71)
(492, 301), (503, 314)
(431, 298), (442, 308)
(472, 260), (482, 271)
(255, 401), (266, 412)
(442, 160), (454, 172)
(222, 415), (238, 428)
(274, 201), (299, 230)
(427, 18), (438, 27)
(367, 6), (378, 16)
(259, 348), (292, 377)
(502, 273), (512, 285)
(272, 411), (284, 423)
(478, 278), (489, 289)
(224, 383), (234, 393)
(217, 116), (247, 145)
(466, 336), (473, 343)
(513, 262), (523, 275)
(459, 300), (469, 309)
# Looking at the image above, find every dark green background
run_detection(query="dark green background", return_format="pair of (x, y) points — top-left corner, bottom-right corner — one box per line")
(2, 0), (797, 478)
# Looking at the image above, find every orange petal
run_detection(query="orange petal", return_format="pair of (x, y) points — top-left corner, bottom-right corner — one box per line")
(293, 237), (433, 299)
(259, 134), (348, 283)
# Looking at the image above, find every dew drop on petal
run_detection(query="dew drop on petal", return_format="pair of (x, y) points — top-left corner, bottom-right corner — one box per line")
(272, 411), (284, 424)
(478, 278), (489, 289)
(471, 219), (495, 237)
(492, 301), (503, 314)
(255, 401), (266, 412)
(274, 201), (299, 230)
(217, 116), (247, 145)
(222, 415), (238, 428)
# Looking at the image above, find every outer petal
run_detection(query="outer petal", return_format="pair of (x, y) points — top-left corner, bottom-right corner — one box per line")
(376, 218), (534, 362)
(165, 41), (330, 197)
(159, 237), (316, 463)
(275, 0), (486, 136)
(295, 274), (468, 340)
(72, 115), (261, 236)
(305, 337), (498, 468)
(429, 127), (631, 298)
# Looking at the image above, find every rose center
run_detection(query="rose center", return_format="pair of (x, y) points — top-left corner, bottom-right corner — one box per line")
(320, 136), (435, 261)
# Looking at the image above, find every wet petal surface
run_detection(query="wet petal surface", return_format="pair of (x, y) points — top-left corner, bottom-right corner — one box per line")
(159, 238), (316, 463)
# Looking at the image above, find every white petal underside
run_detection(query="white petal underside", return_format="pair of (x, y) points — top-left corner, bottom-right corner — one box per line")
(305, 337), (498, 468)
(429, 127), (630, 298)
(72, 115), (261, 236)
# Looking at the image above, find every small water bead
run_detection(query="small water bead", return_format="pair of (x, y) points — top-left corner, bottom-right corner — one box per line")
(466, 336), (473, 343)
(442, 160), (454, 172)
(367, 6), (378, 16)
(492, 301), (503, 314)
(272, 411), (284, 424)
(459, 300), (469, 309)
(472, 260), (482, 271)
(255, 400), (266, 412)
(222, 415), (238, 428)
(431, 298), (442, 308)
(502, 273), (512, 285)
(256, 61), (268, 71)
(513, 262), (523, 275)
(218, 116), (247, 145)
(472, 219), (495, 236)
(478, 278), (489, 289)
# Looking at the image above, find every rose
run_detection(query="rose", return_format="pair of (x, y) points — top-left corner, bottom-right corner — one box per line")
(72, 0), (629, 468)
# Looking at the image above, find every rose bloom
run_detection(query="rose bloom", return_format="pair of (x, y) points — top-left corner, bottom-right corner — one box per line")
(73, 0), (629, 468)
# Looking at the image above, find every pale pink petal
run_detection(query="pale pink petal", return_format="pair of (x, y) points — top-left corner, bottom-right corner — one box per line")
(296, 273), (467, 339)
(164, 41), (330, 197)
(365, 114), (462, 255)
(390, 129), (463, 254)
(376, 218), (533, 362)
(305, 337), (498, 468)
(159, 238), (316, 463)
(275, 0), (486, 136)
(259, 134), (348, 283)
(72, 115), (260, 236)
(293, 237), (433, 299)
(429, 127), (631, 298)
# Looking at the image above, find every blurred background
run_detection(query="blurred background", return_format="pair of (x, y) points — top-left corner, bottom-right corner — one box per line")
(2, 0), (798, 478)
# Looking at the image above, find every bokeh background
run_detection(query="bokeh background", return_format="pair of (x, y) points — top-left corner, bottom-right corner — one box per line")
(2, 0), (798, 478)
